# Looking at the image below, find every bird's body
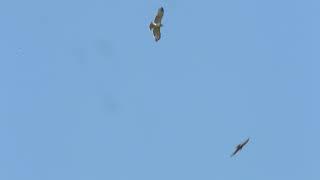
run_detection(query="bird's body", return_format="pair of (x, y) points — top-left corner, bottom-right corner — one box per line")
(231, 138), (250, 157)
(149, 22), (162, 30)
(149, 7), (164, 42)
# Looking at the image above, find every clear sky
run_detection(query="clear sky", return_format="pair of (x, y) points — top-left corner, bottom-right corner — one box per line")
(0, 0), (319, 179)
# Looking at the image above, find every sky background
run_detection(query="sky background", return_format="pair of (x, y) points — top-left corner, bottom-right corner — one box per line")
(0, 0), (319, 179)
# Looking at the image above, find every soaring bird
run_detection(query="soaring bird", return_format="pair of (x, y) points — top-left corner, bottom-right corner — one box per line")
(149, 7), (164, 42)
(231, 138), (250, 157)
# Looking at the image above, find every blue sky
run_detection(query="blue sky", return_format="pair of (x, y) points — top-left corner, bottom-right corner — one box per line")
(0, 0), (319, 179)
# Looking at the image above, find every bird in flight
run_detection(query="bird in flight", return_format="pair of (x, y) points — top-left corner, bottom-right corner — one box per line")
(149, 7), (164, 42)
(231, 138), (250, 157)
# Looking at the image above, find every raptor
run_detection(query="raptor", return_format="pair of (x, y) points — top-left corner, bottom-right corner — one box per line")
(231, 138), (250, 157)
(149, 7), (164, 42)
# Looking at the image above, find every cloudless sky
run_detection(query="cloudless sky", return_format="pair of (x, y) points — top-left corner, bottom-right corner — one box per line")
(0, 0), (319, 179)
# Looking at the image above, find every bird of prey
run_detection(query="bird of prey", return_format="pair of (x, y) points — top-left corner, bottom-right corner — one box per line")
(149, 7), (164, 42)
(231, 138), (250, 157)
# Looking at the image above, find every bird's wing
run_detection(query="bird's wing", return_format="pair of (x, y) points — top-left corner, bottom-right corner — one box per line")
(231, 147), (240, 157)
(242, 138), (250, 147)
(154, 7), (164, 24)
(153, 27), (161, 41)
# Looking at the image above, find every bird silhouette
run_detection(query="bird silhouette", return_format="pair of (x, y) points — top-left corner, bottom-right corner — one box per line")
(231, 138), (250, 157)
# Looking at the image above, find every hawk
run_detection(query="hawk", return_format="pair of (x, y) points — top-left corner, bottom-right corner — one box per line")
(149, 7), (164, 42)
(231, 138), (250, 157)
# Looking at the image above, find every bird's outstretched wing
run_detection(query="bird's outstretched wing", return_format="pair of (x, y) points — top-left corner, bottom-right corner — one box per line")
(231, 147), (241, 157)
(241, 138), (250, 147)
(153, 27), (161, 41)
(154, 7), (164, 24)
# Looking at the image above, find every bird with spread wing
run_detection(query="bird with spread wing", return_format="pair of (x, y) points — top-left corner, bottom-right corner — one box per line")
(149, 7), (164, 42)
(231, 138), (250, 157)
